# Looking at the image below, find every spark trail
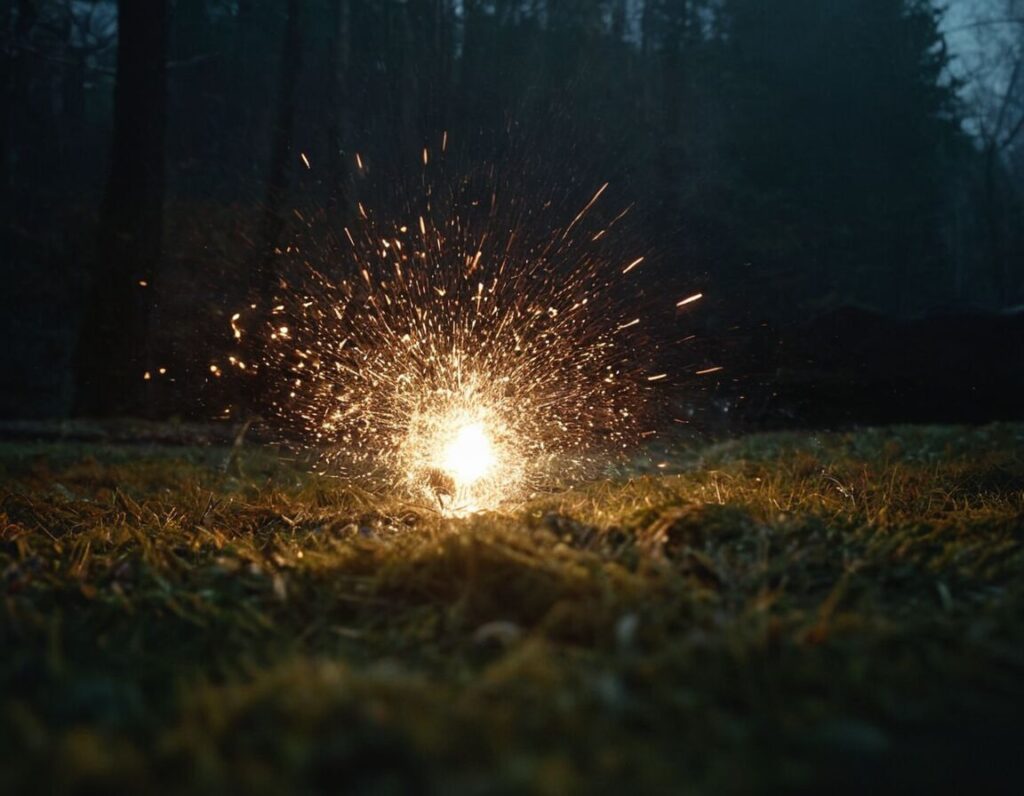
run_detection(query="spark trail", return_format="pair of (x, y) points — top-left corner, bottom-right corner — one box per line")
(222, 142), (696, 514)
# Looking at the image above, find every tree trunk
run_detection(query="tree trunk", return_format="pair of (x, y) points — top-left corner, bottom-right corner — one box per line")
(983, 145), (1006, 307)
(327, 0), (350, 210)
(73, 0), (167, 416)
(256, 0), (302, 302)
(1, 0), (38, 192)
(246, 0), (302, 413)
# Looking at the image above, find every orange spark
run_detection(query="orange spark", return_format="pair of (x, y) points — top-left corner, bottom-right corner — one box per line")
(623, 257), (644, 274)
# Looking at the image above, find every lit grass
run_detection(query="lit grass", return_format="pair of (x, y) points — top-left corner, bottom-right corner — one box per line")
(2, 424), (1023, 793)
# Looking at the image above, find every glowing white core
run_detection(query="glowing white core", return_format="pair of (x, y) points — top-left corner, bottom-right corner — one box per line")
(441, 421), (495, 486)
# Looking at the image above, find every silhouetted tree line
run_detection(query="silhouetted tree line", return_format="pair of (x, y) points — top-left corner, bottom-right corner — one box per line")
(1, 0), (1022, 417)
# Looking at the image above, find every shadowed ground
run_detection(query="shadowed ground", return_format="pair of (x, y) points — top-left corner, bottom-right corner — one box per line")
(1, 425), (1023, 793)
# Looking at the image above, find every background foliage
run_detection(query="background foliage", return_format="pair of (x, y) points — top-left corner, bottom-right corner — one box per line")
(1, 0), (1023, 416)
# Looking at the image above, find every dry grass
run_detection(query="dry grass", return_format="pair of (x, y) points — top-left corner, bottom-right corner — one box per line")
(2, 424), (1023, 793)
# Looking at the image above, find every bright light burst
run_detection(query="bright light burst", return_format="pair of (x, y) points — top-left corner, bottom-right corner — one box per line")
(224, 141), (690, 515)
(398, 380), (519, 514)
(441, 421), (494, 487)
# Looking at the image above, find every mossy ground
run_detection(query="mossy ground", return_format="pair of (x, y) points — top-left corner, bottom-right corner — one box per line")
(2, 425), (1023, 794)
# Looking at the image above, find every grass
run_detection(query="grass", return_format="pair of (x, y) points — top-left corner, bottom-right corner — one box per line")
(2, 424), (1023, 794)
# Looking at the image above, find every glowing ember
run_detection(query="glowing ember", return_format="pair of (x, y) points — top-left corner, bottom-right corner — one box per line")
(225, 140), (688, 515)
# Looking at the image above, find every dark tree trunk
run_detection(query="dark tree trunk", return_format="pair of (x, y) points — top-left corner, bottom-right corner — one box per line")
(246, 0), (302, 412)
(657, 10), (683, 225)
(983, 145), (1006, 307)
(1, 0), (38, 192)
(73, 0), (167, 416)
(256, 0), (302, 301)
(612, 0), (626, 41)
(228, 0), (257, 176)
(327, 0), (350, 210)
(406, 0), (452, 139)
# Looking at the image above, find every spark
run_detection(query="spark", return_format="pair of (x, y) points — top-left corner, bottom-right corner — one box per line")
(696, 366), (723, 375)
(300, 152), (311, 169)
(231, 151), (693, 515)
(623, 257), (645, 274)
(562, 182), (608, 240)
(676, 292), (703, 307)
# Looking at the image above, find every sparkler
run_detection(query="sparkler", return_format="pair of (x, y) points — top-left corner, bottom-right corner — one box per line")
(223, 141), (699, 515)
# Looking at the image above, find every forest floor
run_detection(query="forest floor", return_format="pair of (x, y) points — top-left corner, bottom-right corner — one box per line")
(1, 424), (1023, 794)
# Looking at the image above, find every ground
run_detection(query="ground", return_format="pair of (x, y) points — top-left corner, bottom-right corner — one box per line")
(1, 424), (1023, 794)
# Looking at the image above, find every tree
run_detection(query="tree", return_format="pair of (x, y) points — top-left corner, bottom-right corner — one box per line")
(73, 0), (167, 416)
(720, 0), (963, 314)
(951, 0), (1024, 304)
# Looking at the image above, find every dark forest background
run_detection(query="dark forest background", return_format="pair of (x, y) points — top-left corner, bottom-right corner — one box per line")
(2, 0), (1023, 423)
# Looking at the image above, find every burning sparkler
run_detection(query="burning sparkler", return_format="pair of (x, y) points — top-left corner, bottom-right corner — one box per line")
(223, 139), (697, 515)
